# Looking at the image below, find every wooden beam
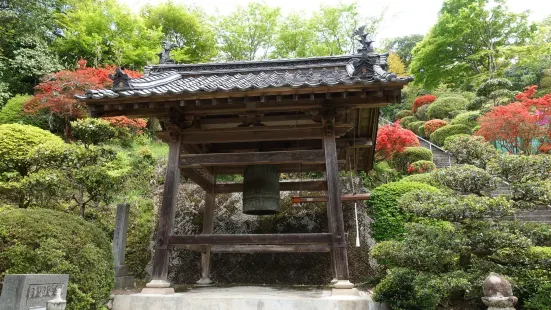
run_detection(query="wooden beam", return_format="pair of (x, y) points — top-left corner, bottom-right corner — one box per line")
(211, 244), (331, 253)
(168, 233), (333, 246)
(150, 134), (182, 283)
(180, 150), (325, 168)
(212, 163), (329, 175)
(180, 125), (352, 144)
(215, 180), (328, 194)
(181, 168), (214, 192)
(203, 138), (372, 153)
(291, 193), (371, 203)
(324, 129), (350, 281)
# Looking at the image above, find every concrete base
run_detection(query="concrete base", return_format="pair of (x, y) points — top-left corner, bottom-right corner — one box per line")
(115, 276), (135, 289)
(196, 277), (213, 286)
(114, 286), (389, 310)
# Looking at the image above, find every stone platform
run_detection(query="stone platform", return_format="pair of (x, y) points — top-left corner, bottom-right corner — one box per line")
(113, 286), (388, 310)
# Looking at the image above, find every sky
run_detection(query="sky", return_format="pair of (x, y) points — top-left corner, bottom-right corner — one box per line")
(120, 0), (551, 44)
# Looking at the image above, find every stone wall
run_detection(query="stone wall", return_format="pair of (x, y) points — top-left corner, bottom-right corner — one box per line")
(147, 177), (378, 286)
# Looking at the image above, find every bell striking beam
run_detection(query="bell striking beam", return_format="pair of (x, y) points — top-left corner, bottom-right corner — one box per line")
(180, 150), (325, 168)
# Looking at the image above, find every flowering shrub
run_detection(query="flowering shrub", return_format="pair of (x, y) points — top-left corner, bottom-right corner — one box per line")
(376, 124), (420, 160)
(103, 116), (147, 135)
(407, 160), (436, 174)
(424, 119), (448, 136)
(412, 95), (437, 113)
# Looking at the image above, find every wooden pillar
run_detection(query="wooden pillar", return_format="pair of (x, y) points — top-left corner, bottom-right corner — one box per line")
(144, 133), (181, 292)
(197, 175), (215, 285)
(323, 130), (353, 289)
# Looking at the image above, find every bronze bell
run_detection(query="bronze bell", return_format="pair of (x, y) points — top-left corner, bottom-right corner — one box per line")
(242, 165), (280, 215)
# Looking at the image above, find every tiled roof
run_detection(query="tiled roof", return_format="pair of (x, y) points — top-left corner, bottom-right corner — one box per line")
(76, 53), (412, 100)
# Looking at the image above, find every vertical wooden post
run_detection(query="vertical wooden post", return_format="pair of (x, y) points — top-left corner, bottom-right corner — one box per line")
(197, 174), (215, 285)
(323, 130), (353, 289)
(144, 133), (181, 293)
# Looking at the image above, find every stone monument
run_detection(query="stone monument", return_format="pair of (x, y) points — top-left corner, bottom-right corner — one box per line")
(0, 274), (68, 310)
(481, 273), (518, 310)
(113, 203), (135, 289)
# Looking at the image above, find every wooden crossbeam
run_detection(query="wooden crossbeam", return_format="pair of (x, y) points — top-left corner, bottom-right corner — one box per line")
(203, 138), (372, 153)
(212, 163), (329, 175)
(215, 180), (327, 194)
(180, 150), (325, 168)
(211, 244), (331, 253)
(179, 125), (352, 144)
(168, 233), (333, 246)
(291, 193), (371, 203)
(181, 168), (214, 192)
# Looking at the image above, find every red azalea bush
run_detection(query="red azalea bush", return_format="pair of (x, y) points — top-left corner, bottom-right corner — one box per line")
(24, 60), (142, 137)
(476, 86), (551, 154)
(412, 95), (437, 113)
(103, 116), (147, 135)
(407, 160), (437, 174)
(424, 119), (448, 136)
(376, 123), (420, 160)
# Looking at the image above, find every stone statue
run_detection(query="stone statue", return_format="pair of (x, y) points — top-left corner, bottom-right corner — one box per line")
(482, 273), (518, 310)
(353, 26), (374, 54)
(158, 40), (176, 64)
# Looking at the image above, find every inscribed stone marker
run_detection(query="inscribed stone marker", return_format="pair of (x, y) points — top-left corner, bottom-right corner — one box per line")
(0, 274), (68, 310)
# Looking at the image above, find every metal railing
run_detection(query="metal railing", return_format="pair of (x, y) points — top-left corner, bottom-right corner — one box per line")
(379, 117), (453, 167)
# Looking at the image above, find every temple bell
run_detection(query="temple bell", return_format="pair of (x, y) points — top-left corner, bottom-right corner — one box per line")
(242, 165), (280, 215)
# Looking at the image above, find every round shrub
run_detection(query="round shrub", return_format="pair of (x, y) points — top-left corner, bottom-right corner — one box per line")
(0, 95), (31, 125)
(476, 78), (513, 97)
(427, 96), (469, 120)
(407, 121), (425, 135)
(443, 134), (471, 147)
(435, 164), (497, 194)
(443, 135), (499, 169)
(424, 119), (448, 136)
(417, 124), (426, 137)
(451, 111), (480, 129)
(71, 118), (116, 146)
(429, 124), (471, 146)
(368, 181), (440, 241)
(392, 147), (433, 172)
(467, 96), (488, 111)
(396, 110), (414, 119)
(399, 115), (418, 128)
(0, 124), (63, 175)
(400, 173), (442, 188)
(412, 95), (437, 113)
(408, 160), (436, 175)
(0, 209), (113, 309)
(415, 103), (430, 121)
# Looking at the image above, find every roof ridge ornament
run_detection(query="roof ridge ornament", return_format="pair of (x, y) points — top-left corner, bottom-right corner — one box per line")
(158, 40), (176, 65)
(352, 26), (374, 54)
(109, 67), (131, 91)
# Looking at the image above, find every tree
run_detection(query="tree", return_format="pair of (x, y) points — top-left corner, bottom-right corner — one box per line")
(410, 0), (535, 89)
(387, 53), (406, 76)
(142, 1), (217, 63)
(382, 34), (424, 67)
(53, 0), (162, 69)
(271, 13), (316, 59)
(376, 123), (420, 160)
(24, 60), (141, 137)
(217, 2), (281, 61)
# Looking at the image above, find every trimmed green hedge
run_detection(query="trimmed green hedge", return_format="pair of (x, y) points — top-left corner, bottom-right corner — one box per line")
(407, 121), (425, 135)
(0, 209), (113, 309)
(368, 181), (441, 241)
(396, 110), (414, 119)
(408, 160), (436, 174)
(427, 96), (468, 120)
(400, 116), (418, 128)
(417, 124), (426, 137)
(392, 147), (433, 172)
(451, 111), (480, 129)
(414, 104), (430, 121)
(429, 124), (471, 146)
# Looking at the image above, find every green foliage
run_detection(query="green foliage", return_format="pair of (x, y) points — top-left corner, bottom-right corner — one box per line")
(409, 0), (535, 89)
(382, 34), (424, 67)
(430, 124), (471, 146)
(362, 161), (402, 190)
(435, 165), (497, 195)
(368, 181), (440, 241)
(444, 135), (498, 168)
(398, 115), (418, 128)
(71, 118), (116, 146)
(487, 154), (551, 183)
(417, 124), (426, 137)
(476, 78), (513, 97)
(406, 121), (425, 135)
(400, 172), (442, 188)
(0, 124), (63, 176)
(426, 96), (469, 120)
(271, 13), (316, 59)
(395, 110), (414, 119)
(0, 208), (113, 309)
(0, 95), (50, 128)
(525, 282), (551, 310)
(392, 147), (433, 172)
(141, 2), (217, 63)
(467, 96), (488, 111)
(451, 111), (480, 129)
(511, 181), (551, 209)
(414, 103), (430, 121)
